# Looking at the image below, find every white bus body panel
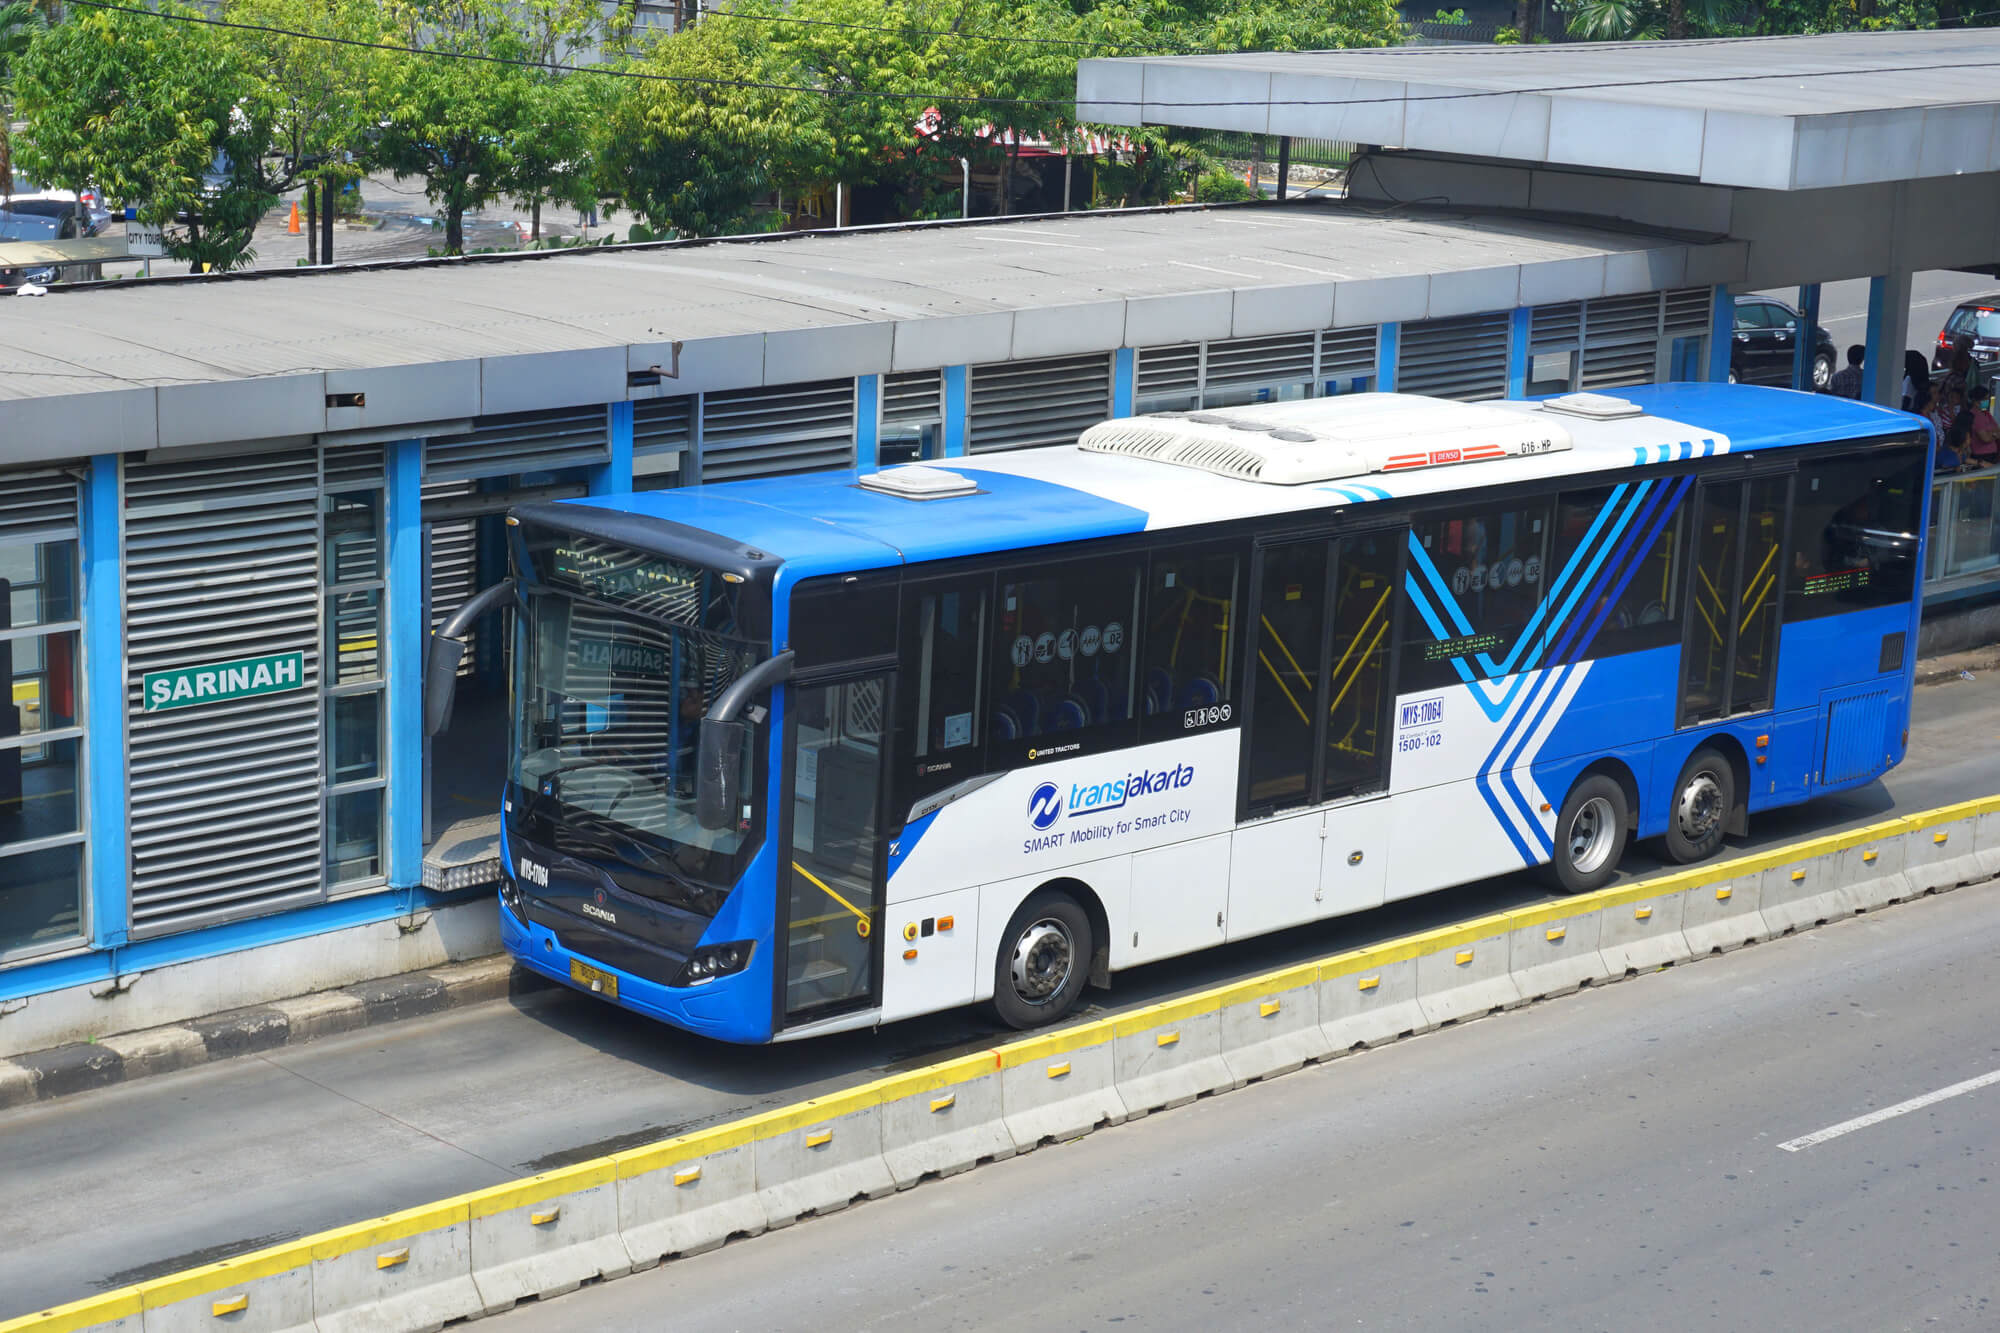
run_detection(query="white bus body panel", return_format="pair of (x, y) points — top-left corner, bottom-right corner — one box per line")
(1126, 832), (1231, 966)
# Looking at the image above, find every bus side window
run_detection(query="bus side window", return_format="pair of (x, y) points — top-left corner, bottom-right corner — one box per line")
(898, 577), (991, 813)
(1400, 501), (1552, 692)
(1783, 444), (1927, 619)
(1140, 548), (1241, 741)
(1550, 485), (1685, 662)
(991, 557), (1144, 754)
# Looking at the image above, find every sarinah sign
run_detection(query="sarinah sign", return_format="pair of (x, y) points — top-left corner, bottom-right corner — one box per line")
(142, 651), (306, 712)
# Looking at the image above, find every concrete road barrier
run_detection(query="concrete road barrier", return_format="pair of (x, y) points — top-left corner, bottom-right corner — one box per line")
(309, 1202), (478, 1333)
(1594, 882), (1691, 973)
(1505, 903), (1610, 1000)
(749, 1089), (895, 1228)
(1903, 803), (1987, 893)
(1215, 964), (1329, 1085)
(1677, 865), (1770, 953)
(874, 1056), (1015, 1188)
(613, 1124), (765, 1265)
(18, 795), (2000, 1333)
(1317, 952), (1429, 1052)
(1833, 828), (1914, 914)
(1412, 919), (1522, 1026)
(136, 1245), (313, 1333)
(997, 1029), (1125, 1148)
(467, 1163), (632, 1314)
(1113, 995), (1233, 1116)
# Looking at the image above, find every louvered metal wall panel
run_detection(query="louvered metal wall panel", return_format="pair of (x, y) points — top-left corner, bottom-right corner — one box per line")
(1531, 303), (1582, 353)
(322, 445), (384, 491)
(700, 379), (856, 481)
(422, 481), (479, 677)
(882, 370), (943, 424)
(1581, 341), (1661, 390)
(1823, 688), (1895, 786)
(1664, 287), (1712, 337)
(124, 452), (324, 935)
(1136, 344), (1200, 399)
(1580, 292), (1665, 391)
(1205, 332), (1316, 391)
(0, 466), (80, 543)
(1320, 327), (1378, 381)
(968, 354), (1113, 453)
(634, 396), (694, 460)
(423, 406), (611, 482)
(1398, 312), (1509, 400)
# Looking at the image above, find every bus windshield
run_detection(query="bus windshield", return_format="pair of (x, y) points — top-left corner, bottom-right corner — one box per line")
(511, 528), (763, 892)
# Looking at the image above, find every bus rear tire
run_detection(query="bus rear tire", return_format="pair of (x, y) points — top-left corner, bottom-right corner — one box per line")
(992, 891), (1093, 1031)
(1546, 774), (1628, 895)
(1664, 746), (1734, 864)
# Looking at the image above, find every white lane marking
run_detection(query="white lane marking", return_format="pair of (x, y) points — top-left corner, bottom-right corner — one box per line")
(1778, 1067), (2000, 1152)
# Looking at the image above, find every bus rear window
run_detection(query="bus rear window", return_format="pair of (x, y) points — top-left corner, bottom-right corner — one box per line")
(1785, 445), (1926, 620)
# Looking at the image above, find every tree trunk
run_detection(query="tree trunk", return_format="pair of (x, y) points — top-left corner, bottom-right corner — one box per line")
(997, 142), (1015, 217)
(1667, 0), (1686, 38)
(531, 198), (541, 242)
(1515, 0), (1533, 41)
(1249, 134), (1265, 193)
(446, 203), (464, 255)
(306, 182), (318, 266)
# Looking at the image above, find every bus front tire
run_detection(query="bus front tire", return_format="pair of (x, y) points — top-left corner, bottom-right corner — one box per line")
(1547, 774), (1628, 895)
(992, 891), (1093, 1031)
(1664, 747), (1734, 864)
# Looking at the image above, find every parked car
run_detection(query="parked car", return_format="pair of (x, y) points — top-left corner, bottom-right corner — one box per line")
(1933, 297), (2000, 369)
(1730, 294), (1837, 390)
(0, 205), (106, 289)
(6, 171), (111, 229)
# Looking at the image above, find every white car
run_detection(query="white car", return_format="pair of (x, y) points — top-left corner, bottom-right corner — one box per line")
(6, 171), (111, 228)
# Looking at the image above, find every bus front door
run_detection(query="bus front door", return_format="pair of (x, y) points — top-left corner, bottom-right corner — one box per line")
(781, 673), (890, 1025)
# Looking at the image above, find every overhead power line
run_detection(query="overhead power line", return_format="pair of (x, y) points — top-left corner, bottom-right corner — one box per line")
(54, 0), (1999, 115)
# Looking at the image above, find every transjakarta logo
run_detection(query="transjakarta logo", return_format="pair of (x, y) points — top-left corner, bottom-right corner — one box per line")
(1050, 762), (1196, 822)
(1028, 782), (1063, 830)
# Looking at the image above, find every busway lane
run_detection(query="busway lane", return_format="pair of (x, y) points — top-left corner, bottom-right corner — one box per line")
(484, 854), (2000, 1333)
(2, 670), (1996, 1318)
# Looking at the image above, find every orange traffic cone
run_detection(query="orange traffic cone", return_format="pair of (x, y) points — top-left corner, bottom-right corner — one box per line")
(288, 201), (301, 234)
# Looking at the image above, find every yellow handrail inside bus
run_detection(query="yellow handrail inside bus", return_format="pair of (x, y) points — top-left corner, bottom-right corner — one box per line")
(1328, 616), (1390, 720)
(790, 860), (868, 926)
(1259, 614), (1314, 693)
(1256, 649), (1310, 726)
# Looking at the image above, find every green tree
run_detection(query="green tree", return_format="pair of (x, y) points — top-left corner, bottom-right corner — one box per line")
(369, 0), (535, 253)
(12, 1), (287, 270)
(1, 0), (51, 196)
(506, 0), (625, 239)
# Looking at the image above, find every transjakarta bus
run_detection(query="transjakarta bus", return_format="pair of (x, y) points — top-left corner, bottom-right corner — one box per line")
(426, 384), (1929, 1044)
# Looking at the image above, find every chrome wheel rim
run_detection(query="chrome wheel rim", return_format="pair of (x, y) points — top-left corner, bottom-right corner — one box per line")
(1677, 770), (1725, 842)
(1566, 795), (1618, 875)
(1813, 357), (1832, 389)
(1010, 919), (1074, 1006)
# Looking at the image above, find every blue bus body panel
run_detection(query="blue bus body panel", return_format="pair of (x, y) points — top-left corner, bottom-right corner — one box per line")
(1610, 384), (1919, 452)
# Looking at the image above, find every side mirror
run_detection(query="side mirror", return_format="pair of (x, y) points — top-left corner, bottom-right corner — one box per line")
(696, 717), (748, 831)
(424, 635), (467, 737)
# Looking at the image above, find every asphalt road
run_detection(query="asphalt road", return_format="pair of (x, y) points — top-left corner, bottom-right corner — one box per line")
(487, 861), (2000, 1333)
(3, 669), (1998, 1317)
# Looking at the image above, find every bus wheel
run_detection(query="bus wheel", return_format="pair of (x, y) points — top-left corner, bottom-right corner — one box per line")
(1547, 774), (1628, 894)
(992, 891), (1093, 1030)
(1664, 747), (1734, 864)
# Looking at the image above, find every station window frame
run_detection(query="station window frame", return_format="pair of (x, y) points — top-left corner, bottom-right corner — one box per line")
(322, 482), (389, 895)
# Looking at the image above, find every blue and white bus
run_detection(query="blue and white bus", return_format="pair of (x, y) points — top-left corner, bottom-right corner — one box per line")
(427, 384), (1930, 1043)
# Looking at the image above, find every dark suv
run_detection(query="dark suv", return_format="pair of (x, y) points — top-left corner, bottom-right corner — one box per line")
(1934, 297), (2000, 369)
(1730, 295), (1838, 390)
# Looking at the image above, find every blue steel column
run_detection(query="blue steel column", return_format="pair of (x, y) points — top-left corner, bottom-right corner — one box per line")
(589, 402), (634, 496)
(1376, 323), (1400, 392)
(1863, 273), (1912, 406)
(1792, 283), (1822, 392)
(1112, 348), (1136, 417)
(82, 454), (128, 949)
(942, 365), (968, 457)
(383, 439), (424, 889)
(1506, 307), (1531, 398)
(855, 374), (881, 470)
(1708, 285), (1735, 382)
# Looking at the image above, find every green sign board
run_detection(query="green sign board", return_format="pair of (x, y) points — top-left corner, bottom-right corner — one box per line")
(142, 651), (306, 713)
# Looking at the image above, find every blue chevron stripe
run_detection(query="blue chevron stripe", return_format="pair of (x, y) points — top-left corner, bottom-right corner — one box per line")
(1557, 476), (1692, 667)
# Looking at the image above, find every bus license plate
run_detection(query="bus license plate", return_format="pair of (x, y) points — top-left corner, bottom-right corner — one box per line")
(569, 959), (618, 1000)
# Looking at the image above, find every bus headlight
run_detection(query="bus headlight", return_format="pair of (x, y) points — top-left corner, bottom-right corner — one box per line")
(498, 877), (524, 922)
(674, 941), (754, 987)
